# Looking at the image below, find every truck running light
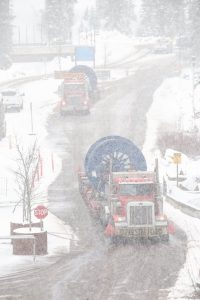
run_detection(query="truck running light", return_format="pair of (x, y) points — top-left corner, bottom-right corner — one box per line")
(83, 101), (88, 105)
(61, 100), (66, 106)
(157, 215), (166, 221)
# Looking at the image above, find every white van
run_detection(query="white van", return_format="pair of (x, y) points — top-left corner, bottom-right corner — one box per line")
(1, 89), (24, 112)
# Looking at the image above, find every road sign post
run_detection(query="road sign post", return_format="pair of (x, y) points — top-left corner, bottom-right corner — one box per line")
(173, 153), (182, 187)
(34, 205), (48, 231)
(30, 102), (33, 133)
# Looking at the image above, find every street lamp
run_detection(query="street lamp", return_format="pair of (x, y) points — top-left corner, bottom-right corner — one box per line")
(191, 55), (199, 132)
(192, 55), (196, 118)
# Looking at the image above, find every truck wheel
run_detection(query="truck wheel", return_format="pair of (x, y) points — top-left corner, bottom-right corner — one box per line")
(60, 111), (65, 116)
(149, 236), (160, 243)
(160, 234), (169, 242)
(111, 236), (120, 245)
(83, 110), (90, 115)
(100, 216), (108, 227)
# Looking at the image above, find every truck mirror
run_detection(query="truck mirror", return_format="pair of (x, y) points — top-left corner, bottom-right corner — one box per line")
(113, 186), (119, 194)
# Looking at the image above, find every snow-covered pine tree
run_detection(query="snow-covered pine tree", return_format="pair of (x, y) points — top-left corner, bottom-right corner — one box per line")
(138, 0), (159, 36)
(0, 0), (12, 55)
(97, 0), (135, 35)
(45, 0), (76, 44)
(187, 0), (200, 57)
(83, 6), (97, 32)
(166, 0), (186, 39)
(138, 0), (186, 38)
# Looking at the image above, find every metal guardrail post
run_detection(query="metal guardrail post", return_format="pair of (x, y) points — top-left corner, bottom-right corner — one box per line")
(33, 237), (36, 262)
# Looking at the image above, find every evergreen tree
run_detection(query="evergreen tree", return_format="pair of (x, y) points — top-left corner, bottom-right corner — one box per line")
(45, 0), (76, 44)
(167, 0), (186, 38)
(97, 0), (135, 35)
(83, 7), (97, 32)
(187, 0), (200, 56)
(138, 0), (160, 36)
(0, 0), (12, 55)
(138, 0), (186, 38)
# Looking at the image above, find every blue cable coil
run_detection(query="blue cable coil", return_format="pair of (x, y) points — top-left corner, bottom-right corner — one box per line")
(85, 136), (147, 191)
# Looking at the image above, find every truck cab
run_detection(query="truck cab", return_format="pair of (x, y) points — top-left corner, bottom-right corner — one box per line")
(59, 73), (91, 115)
(103, 171), (168, 240)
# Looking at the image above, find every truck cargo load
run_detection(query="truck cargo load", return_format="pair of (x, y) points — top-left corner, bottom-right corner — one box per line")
(55, 65), (99, 115)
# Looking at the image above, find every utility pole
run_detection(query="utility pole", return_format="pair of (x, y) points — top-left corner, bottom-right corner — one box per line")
(192, 56), (196, 114)
(93, 8), (97, 69)
(93, 21), (96, 68)
(192, 56), (197, 131)
(58, 43), (62, 71)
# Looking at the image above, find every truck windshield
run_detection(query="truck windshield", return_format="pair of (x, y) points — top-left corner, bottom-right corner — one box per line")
(119, 184), (154, 196)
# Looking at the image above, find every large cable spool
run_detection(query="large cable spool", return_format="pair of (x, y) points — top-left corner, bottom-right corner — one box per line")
(69, 65), (97, 90)
(85, 136), (147, 191)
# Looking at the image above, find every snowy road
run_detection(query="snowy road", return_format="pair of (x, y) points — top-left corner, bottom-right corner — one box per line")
(0, 55), (189, 300)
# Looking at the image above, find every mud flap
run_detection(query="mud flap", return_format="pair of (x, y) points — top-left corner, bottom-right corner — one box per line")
(105, 223), (115, 237)
(167, 221), (175, 234)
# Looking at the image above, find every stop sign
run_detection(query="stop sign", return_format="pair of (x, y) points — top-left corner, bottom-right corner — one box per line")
(34, 205), (48, 219)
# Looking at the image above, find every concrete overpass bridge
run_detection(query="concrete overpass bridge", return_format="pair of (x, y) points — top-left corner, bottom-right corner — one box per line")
(11, 44), (75, 62)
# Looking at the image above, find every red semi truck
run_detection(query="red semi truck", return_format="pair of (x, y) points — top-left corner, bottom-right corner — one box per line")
(58, 72), (91, 115)
(79, 170), (169, 241)
(78, 136), (169, 242)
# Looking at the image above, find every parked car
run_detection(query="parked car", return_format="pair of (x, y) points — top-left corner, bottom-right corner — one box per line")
(153, 38), (173, 54)
(1, 89), (24, 112)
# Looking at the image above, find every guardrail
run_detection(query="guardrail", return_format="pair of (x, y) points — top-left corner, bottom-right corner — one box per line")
(166, 192), (200, 219)
(0, 74), (52, 89)
(11, 44), (75, 62)
(0, 295), (22, 300)
(12, 44), (74, 56)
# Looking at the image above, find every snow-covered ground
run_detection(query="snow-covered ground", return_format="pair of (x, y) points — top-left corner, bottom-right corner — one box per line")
(165, 201), (200, 299)
(142, 69), (200, 298)
(0, 76), (79, 274)
(0, 78), (62, 205)
(143, 73), (200, 195)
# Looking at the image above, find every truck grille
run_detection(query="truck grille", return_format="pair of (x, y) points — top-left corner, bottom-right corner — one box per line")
(129, 205), (153, 226)
(68, 96), (82, 105)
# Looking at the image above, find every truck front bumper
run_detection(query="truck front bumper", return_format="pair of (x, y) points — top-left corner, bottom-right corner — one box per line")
(114, 225), (168, 239)
(61, 105), (89, 114)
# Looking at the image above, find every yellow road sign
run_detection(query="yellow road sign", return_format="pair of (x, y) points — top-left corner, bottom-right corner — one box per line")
(173, 152), (182, 164)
